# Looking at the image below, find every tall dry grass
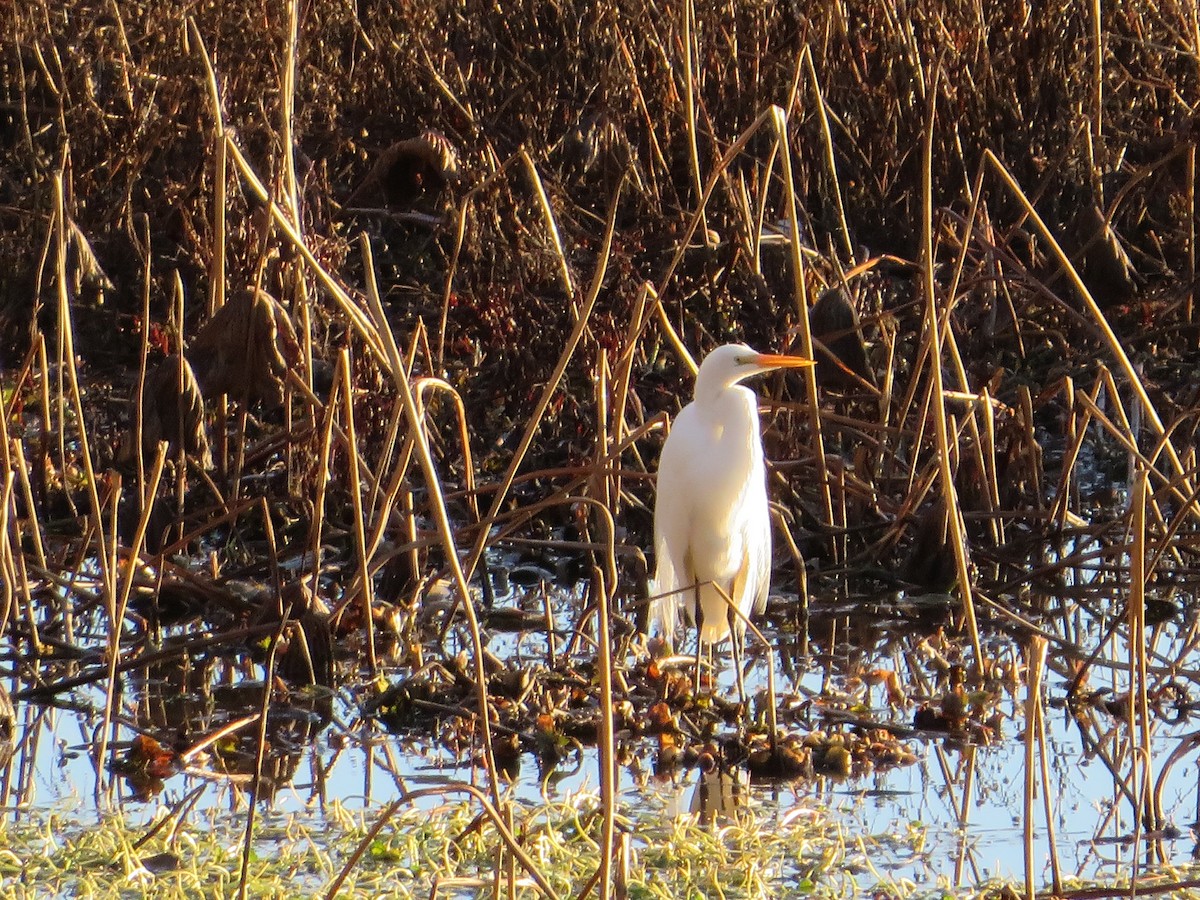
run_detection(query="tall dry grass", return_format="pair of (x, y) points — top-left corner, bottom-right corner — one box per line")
(1, 1), (1198, 894)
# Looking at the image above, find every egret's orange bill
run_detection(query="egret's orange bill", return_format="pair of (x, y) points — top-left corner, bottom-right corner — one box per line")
(753, 353), (815, 369)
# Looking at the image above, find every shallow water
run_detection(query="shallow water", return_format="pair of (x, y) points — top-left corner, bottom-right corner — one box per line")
(6, 571), (1200, 896)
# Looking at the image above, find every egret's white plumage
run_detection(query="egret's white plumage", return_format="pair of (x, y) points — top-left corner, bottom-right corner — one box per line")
(650, 344), (812, 686)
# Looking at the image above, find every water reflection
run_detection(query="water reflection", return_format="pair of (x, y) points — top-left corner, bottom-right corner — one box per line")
(684, 769), (749, 826)
(4, 552), (1200, 894)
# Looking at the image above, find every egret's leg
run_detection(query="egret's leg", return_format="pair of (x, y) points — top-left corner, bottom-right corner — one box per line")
(692, 584), (704, 696)
(704, 640), (715, 698)
(731, 623), (746, 707)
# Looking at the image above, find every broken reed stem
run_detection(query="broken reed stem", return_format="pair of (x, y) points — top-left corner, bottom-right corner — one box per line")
(190, 16), (228, 318)
(770, 104), (836, 554)
(211, 105), (227, 316)
(1023, 633), (1049, 900)
(1129, 465), (1148, 891)
(918, 70), (983, 670)
(194, 20), (231, 481)
(680, 0), (709, 245)
(53, 174), (115, 606)
(357, 237), (502, 810)
(436, 154), (522, 370)
(326, 784), (561, 900)
(875, 310), (897, 483)
(336, 348), (378, 676)
(132, 214), (152, 498)
(979, 389), (1004, 546)
(0, 362), (14, 638)
(238, 504), (284, 900)
(437, 192), (470, 372)
(962, 747), (979, 830)
(309, 372), (338, 602)
(49, 215), (68, 517)
(802, 51), (854, 260)
(542, 582), (557, 667)
(713, 582), (780, 746)
(97, 444), (166, 787)
(594, 564), (616, 900)
(0, 472), (13, 639)
(103, 482), (121, 801)
(1188, 144), (1196, 329)
(502, 802), (516, 899)
(458, 177), (622, 596)
(171, 272), (188, 541)
(1090, 0), (1104, 148)
(593, 353), (610, 516)
(520, 148), (575, 304)
(1037, 716), (1062, 895)
(1129, 467), (1159, 838)
(1035, 637), (1061, 894)
(279, 0), (301, 233)
(277, 0), (315, 484)
(414, 378), (481, 527)
(984, 150), (1195, 501)
(223, 135), (389, 364)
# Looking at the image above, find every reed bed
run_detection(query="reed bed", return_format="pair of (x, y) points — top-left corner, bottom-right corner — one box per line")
(1, 0), (1199, 896)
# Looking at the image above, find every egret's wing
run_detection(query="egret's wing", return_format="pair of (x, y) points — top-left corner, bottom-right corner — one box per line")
(648, 555), (681, 641)
(648, 408), (701, 642)
(725, 457), (772, 633)
(747, 488), (772, 619)
(746, 421), (774, 621)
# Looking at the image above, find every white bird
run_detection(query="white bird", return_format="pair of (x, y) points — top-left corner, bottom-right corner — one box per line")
(650, 343), (813, 697)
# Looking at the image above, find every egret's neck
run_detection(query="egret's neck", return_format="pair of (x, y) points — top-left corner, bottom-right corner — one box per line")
(694, 372), (742, 407)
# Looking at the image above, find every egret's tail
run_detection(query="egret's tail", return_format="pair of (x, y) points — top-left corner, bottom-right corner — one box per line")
(648, 562), (682, 645)
(694, 581), (741, 645)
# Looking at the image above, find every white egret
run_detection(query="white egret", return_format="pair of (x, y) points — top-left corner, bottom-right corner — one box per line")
(650, 343), (813, 698)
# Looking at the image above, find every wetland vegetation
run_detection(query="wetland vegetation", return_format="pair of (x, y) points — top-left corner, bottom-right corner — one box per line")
(1, 0), (1200, 897)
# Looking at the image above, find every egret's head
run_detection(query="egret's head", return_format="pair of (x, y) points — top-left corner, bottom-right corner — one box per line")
(694, 343), (813, 399)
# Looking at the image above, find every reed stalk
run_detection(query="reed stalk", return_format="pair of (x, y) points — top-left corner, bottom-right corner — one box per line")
(1024, 633), (1049, 900)
(917, 71), (983, 669)
(338, 348), (378, 675)
(358, 238), (502, 809)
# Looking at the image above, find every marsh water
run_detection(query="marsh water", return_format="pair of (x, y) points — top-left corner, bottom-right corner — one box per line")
(6, 540), (1200, 897)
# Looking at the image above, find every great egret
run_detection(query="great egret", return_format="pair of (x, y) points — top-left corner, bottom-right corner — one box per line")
(650, 343), (813, 698)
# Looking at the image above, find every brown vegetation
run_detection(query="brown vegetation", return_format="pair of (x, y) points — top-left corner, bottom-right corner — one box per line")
(1, 1), (1199, 893)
